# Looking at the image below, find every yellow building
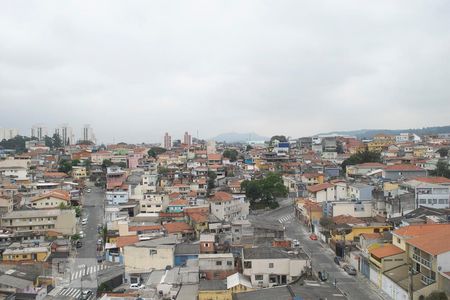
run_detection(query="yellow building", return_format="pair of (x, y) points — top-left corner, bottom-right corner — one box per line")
(3, 243), (50, 262)
(333, 225), (392, 242)
(198, 273), (253, 300)
(71, 166), (87, 179)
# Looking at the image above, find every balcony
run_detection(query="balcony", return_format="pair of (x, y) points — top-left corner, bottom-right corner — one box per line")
(421, 274), (435, 286)
(412, 253), (432, 268)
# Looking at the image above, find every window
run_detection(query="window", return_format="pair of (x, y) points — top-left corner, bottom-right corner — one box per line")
(397, 238), (400, 244)
(234, 229), (240, 233)
(149, 249), (157, 255)
(419, 199), (426, 204)
(216, 261), (222, 266)
(227, 261), (233, 266)
(244, 261), (252, 268)
(269, 263), (274, 268)
(204, 243), (209, 247)
(255, 275), (263, 281)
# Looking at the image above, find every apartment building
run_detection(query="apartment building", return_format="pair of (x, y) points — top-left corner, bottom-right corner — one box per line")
(31, 190), (70, 209)
(1, 209), (77, 235)
(209, 192), (249, 222)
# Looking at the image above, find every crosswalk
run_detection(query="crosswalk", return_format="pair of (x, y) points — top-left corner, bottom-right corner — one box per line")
(278, 213), (295, 223)
(58, 287), (82, 298)
(71, 264), (108, 281)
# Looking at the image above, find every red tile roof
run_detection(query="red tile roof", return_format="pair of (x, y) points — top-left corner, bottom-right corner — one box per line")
(393, 224), (450, 238)
(168, 199), (188, 206)
(32, 190), (70, 202)
(128, 225), (162, 232)
(43, 172), (68, 178)
(207, 154), (222, 161)
(209, 191), (233, 202)
(355, 162), (385, 168)
(332, 215), (365, 226)
(307, 183), (334, 193)
(370, 244), (404, 259)
(383, 164), (424, 171)
(117, 235), (139, 248)
(163, 222), (193, 234)
(407, 230), (450, 255)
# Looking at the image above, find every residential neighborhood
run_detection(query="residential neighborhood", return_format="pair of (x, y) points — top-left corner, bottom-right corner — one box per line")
(0, 127), (450, 300)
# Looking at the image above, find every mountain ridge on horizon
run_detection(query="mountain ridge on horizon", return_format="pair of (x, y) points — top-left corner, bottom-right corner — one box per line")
(317, 125), (450, 139)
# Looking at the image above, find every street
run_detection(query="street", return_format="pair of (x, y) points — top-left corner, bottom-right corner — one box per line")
(78, 184), (105, 259)
(49, 183), (106, 299)
(255, 205), (386, 300)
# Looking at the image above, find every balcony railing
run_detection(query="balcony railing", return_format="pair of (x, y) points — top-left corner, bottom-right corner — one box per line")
(412, 253), (432, 268)
(421, 274), (435, 286)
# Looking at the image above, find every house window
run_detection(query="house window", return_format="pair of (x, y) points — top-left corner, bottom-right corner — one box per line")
(227, 261), (233, 266)
(255, 275), (263, 281)
(269, 263), (274, 268)
(397, 238), (400, 244)
(216, 261), (222, 266)
(204, 243), (209, 247)
(244, 261), (252, 268)
(149, 249), (157, 255)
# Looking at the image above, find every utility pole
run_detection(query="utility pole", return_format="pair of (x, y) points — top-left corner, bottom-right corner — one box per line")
(408, 265), (413, 300)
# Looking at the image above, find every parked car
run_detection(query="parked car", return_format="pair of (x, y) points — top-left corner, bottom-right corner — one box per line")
(318, 270), (328, 281)
(334, 256), (343, 266)
(86, 188), (91, 193)
(293, 239), (300, 247)
(343, 264), (357, 275)
(81, 218), (88, 225)
(81, 289), (92, 300)
(309, 233), (318, 240)
(75, 240), (83, 248)
(129, 283), (145, 289)
(79, 231), (85, 238)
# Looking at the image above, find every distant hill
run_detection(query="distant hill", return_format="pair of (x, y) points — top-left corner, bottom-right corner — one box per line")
(318, 125), (450, 139)
(211, 132), (269, 143)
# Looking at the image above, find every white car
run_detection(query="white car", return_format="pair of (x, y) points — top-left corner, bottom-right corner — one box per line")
(81, 218), (88, 225)
(129, 283), (145, 289)
(79, 231), (85, 238)
(86, 188), (91, 193)
(293, 239), (300, 247)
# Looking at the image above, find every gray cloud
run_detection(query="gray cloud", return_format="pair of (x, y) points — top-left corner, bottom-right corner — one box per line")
(1, 0), (450, 143)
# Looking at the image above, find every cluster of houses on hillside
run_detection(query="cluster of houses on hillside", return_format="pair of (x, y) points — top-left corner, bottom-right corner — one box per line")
(0, 131), (449, 299)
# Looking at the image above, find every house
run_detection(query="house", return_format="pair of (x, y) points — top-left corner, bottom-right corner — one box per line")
(209, 192), (249, 222)
(383, 224), (450, 299)
(1, 209), (77, 235)
(91, 150), (112, 165)
(2, 242), (50, 262)
(295, 198), (322, 230)
(231, 219), (284, 247)
(198, 273), (253, 300)
(0, 158), (30, 182)
(368, 244), (406, 287)
(301, 173), (324, 186)
(307, 183), (335, 202)
(199, 253), (236, 280)
(106, 185), (130, 205)
(174, 243), (199, 266)
(0, 196), (13, 217)
(71, 166), (87, 179)
(31, 189), (70, 209)
(167, 198), (188, 213)
(382, 164), (427, 180)
(346, 162), (385, 178)
(348, 183), (374, 201)
(163, 222), (194, 240)
(140, 193), (169, 215)
(123, 236), (177, 273)
(242, 246), (309, 288)
(323, 200), (373, 218)
(106, 167), (127, 190)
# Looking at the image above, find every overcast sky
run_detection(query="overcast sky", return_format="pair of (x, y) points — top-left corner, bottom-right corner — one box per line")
(1, 1), (450, 143)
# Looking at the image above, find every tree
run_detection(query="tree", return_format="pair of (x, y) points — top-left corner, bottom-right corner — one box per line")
(241, 172), (288, 209)
(246, 145), (253, 151)
(341, 149), (381, 172)
(72, 159), (80, 167)
(147, 147), (167, 159)
(437, 147), (449, 158)
(52, 133), (63, 148)
(208, 171), (217, 191)
(77, 140), (94, 145)
(430, 160), (450, 178)
(44, 135), (54, 148)
(71, 233), (80, 241)
(58, 159), (72, 173)
(426, 291), (448, 300)
(223, 149), (238, 162)
(74, 206), (81, 218)
(102, 159), (113, 169)
(117, 162), (127, 169)
(158, 166), (169, 175)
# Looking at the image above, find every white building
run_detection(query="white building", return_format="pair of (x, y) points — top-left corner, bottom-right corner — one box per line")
(55, 124), (74, 145)
(242, 247), (309, 288)
(82, 124), (96, 143)
(0, 158), (29, 181)
(31, 124), (47, 141)
(0, 128), (19, 141)
(140, 193), (169, 215)
(209, 192), (249, 222)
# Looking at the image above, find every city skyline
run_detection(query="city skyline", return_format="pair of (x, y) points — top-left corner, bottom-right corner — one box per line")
(1, 1), (450, 143)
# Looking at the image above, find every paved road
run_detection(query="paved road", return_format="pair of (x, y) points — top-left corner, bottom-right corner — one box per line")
(257, 205), (386, 300)
(50, 184), (106, 299)
(78, 184), (104, 259)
